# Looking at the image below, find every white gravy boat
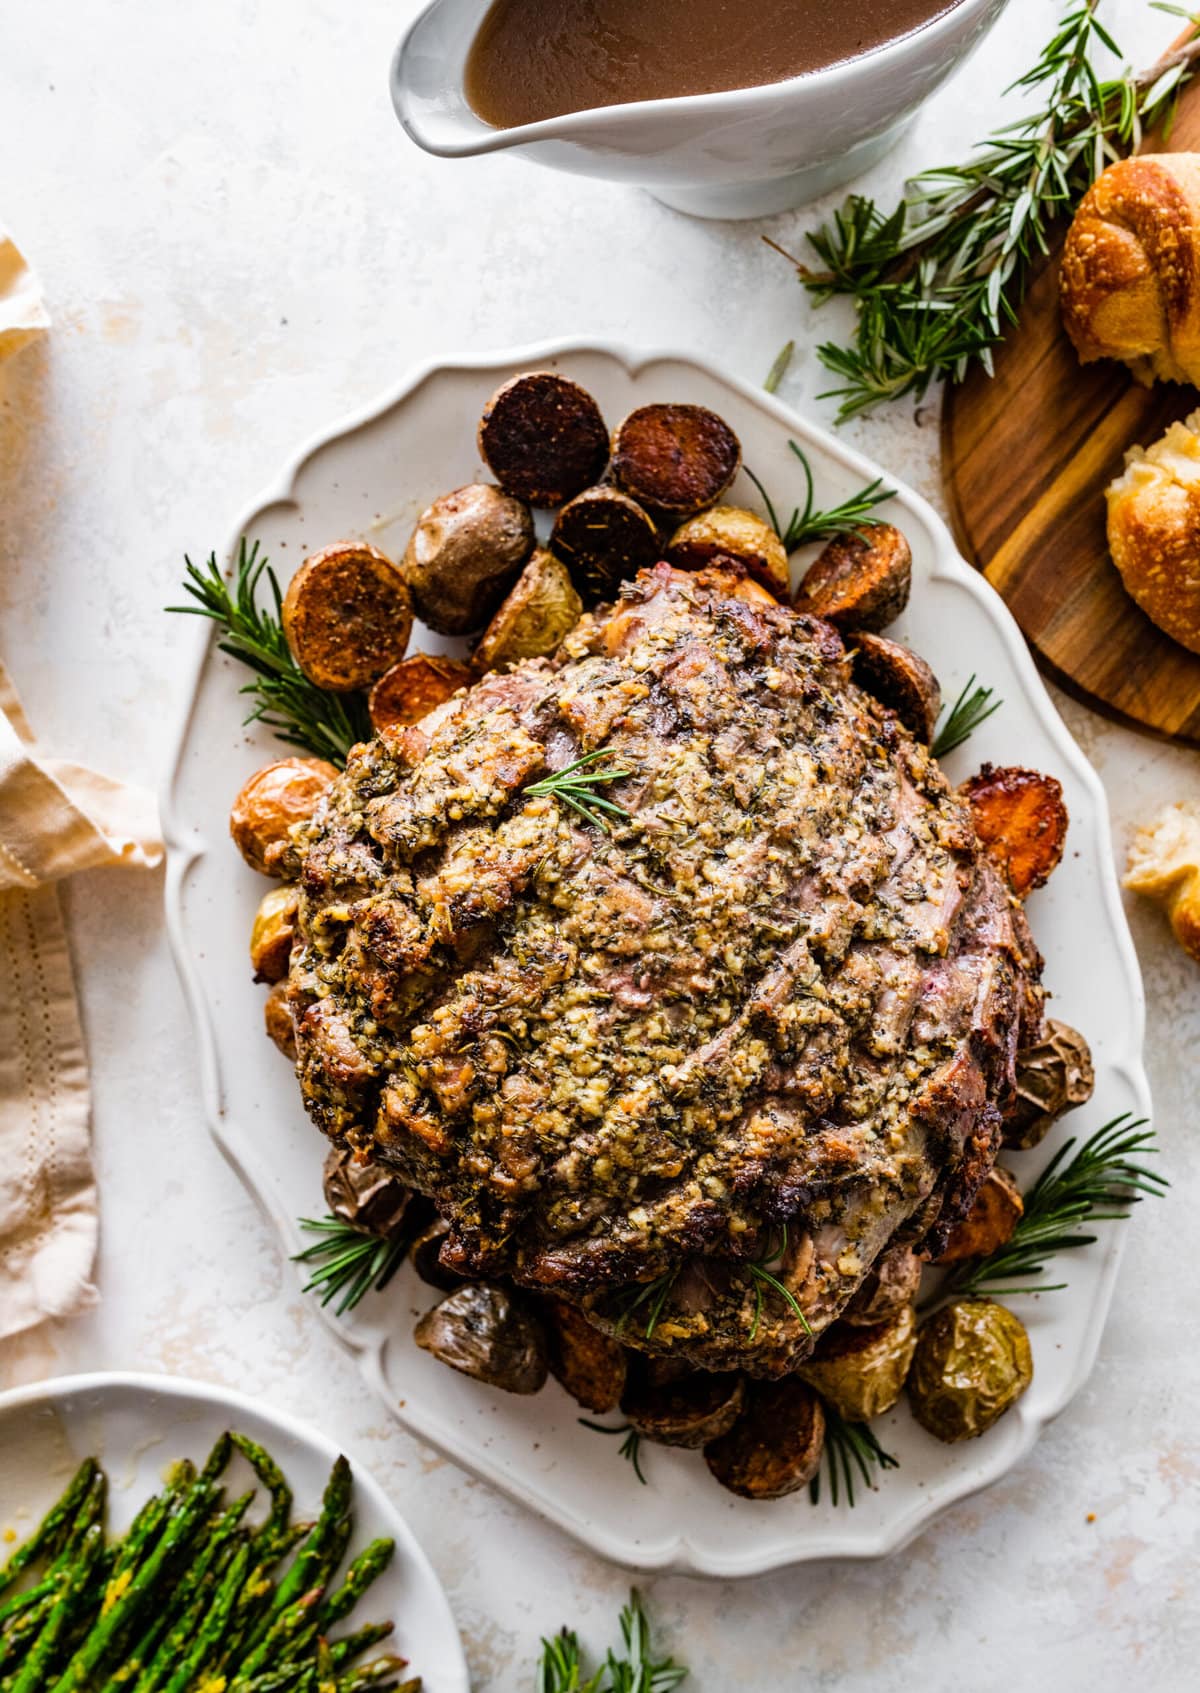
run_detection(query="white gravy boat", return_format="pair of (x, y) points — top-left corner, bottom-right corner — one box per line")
(391, 0), (1009, 218)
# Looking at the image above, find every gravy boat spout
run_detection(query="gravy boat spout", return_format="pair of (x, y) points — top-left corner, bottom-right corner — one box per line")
(391, 0), (1009, 219)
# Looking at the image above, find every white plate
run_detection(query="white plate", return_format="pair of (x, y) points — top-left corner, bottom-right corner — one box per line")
(164, 341), (1151, 1576)
(0, 1372), (468, 1691)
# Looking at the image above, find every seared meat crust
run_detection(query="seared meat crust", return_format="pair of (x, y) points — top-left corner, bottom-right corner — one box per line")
(289, 564), (1041, 1375)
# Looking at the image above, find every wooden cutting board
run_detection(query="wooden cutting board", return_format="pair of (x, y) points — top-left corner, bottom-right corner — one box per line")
(941, 66), (1200, 746)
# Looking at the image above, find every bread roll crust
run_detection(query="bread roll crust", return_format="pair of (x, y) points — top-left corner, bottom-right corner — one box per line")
(1106, 410), (1200, 652)
(1124, 800), (1200, 963)
(1061, 154), (1200, 386)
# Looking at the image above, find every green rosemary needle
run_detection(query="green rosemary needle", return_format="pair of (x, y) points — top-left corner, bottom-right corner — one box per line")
(763, 340), (796, 393)
(937, 1113), (1166, 1302)
(537, 1591), (686, 1693)
(293, 1216), (409, 1315)
(810, 1404), (900, 1508)
(931, 674), (1003, 758)
(525, 749), (632, 833)
(745, 441), (893, 550)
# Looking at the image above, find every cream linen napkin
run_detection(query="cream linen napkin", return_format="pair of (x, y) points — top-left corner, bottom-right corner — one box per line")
(0, 664), (162, 1339)
(0, 223), (50, 358)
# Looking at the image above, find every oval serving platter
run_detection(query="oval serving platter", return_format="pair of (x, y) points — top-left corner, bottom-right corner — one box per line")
(164, 341), (1150, 1576)
(0, 1372), (469, 1693)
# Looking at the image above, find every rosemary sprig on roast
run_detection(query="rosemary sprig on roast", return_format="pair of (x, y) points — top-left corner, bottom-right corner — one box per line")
(809, 1405), (900, 1508)
(938, 1112), (1166, 1301)
(782, 1), (1200, 419)
(168, 539), (371, 765)
(745, 441), (893, 549)
(931, 674), (1003, 758)
(537, 1590), (685, 1693)
(525, 749), (632, 832)
(293, 1216), (410, 1316)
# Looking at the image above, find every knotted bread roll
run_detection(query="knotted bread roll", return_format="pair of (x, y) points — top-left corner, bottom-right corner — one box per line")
(1124, 800), (1200, 964)
(1106, 411), (1200, 652)
(1061, 154), (1200, 386)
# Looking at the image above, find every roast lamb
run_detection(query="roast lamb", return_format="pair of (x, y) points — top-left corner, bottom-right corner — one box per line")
(288, 564), (1043, 1376)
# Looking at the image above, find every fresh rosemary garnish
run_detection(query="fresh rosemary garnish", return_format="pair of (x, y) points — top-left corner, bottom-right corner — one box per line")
(613, 1268), (678, 1340)
(526, 749), (632, 833)
(938, 1113), (1167, 1301)
(578, 1420), (648, 1486)
(745, 441), (893, 550)
(931, 674), (1003, 758)
(746, 1226), (813, 1340)
(809, 1403), (900, 1508)
(168, 539), (372, 765)
(784, 2), (1200, 420)
(537, 1590), (686, 1693)
(292, 1216), (409, 1315)
(763, 339), (795, 393)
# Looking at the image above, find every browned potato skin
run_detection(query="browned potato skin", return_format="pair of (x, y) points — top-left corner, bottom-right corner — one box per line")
(934, 1167), (1024, 1265)
(409, 1215), (466, 1292)
(282, 541), (413, 692)
(1004, 1020), (1095, 1150)
(473, 549), (583, 672)
(263, 980), (297, 1060)
(369, 654), (473, 733)
(478, 373), (609, 506)
(852, 631), (942, 744)
(230, 757), (338, 877)
(401, 484), (534, 635)
(249, 885), (298, 983)
(795, 523), (912, 632)
(550, 486), (661, 605)
(704, 1378), (826, 1500)
(842, 1243), (922, 1327)
(543, 1297), (627, 1413)
(797, 1304), (917, 1422)
(415, 1283), (548, 1395)
(665, 505), (790, 597)
(622, 1369), (745, 1449)
(961, 765), (1069, 898)
(611, 404), (742, 518)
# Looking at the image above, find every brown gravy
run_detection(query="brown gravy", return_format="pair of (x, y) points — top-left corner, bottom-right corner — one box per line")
(465, 0), (961, 129)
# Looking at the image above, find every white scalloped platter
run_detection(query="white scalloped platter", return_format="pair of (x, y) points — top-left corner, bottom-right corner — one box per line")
(0, 1373), (468, 1692)
(164, 341), (1150, 1576)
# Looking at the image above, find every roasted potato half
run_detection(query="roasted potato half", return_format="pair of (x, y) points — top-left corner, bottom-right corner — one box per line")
(908, 1299), (1033, 1442)
(1004, 1019), (1095, 1150)
(961, 764), (1068, 897)
(851, 631), (941, 744)
(263, 980), (297, 1060)
(797, 1304), (917, 1422)
(322, 1146), (412, 1241)
(478, 373), (609, 506)
(368, 654), (473, 733)
(704, 1378), (826, 1500)
(550, 486), (661, 605)
(282, 542), (413, 692)
(249, 885), (298, 983)
(934, 1167), (1023, 1265)
(665, 505), (790, 597)
(414, 1284), (548, 1395)
(401, 484), (534, 635)
(794, 523), (911, 632)
(543, 1297), (627, 1414)
(230, 756), (338, 878)
(473, 549), (583, 672)
(621, 1368), (745, 1449)
(409, 1214), (466, 1292)
(611, 404), (741, 518)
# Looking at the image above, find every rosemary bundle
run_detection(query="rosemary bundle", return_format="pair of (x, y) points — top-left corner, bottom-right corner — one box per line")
(537, 1592), (685, 1693)
(931, 674), (1003, 758)
(746, 441), (893, 549)
(293, 1216), (409, 1315)
(525, 749), (632, 832)
(788, 1), (1200, 419)
(168, 540), (372, 765)
(809, 1406), (899, 1508)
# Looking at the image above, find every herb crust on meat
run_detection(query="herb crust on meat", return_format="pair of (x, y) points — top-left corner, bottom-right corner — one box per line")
(288, 564), (1043, 1377)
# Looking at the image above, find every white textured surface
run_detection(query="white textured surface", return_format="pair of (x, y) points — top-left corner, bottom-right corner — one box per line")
(1, 0), (1197, 1684)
